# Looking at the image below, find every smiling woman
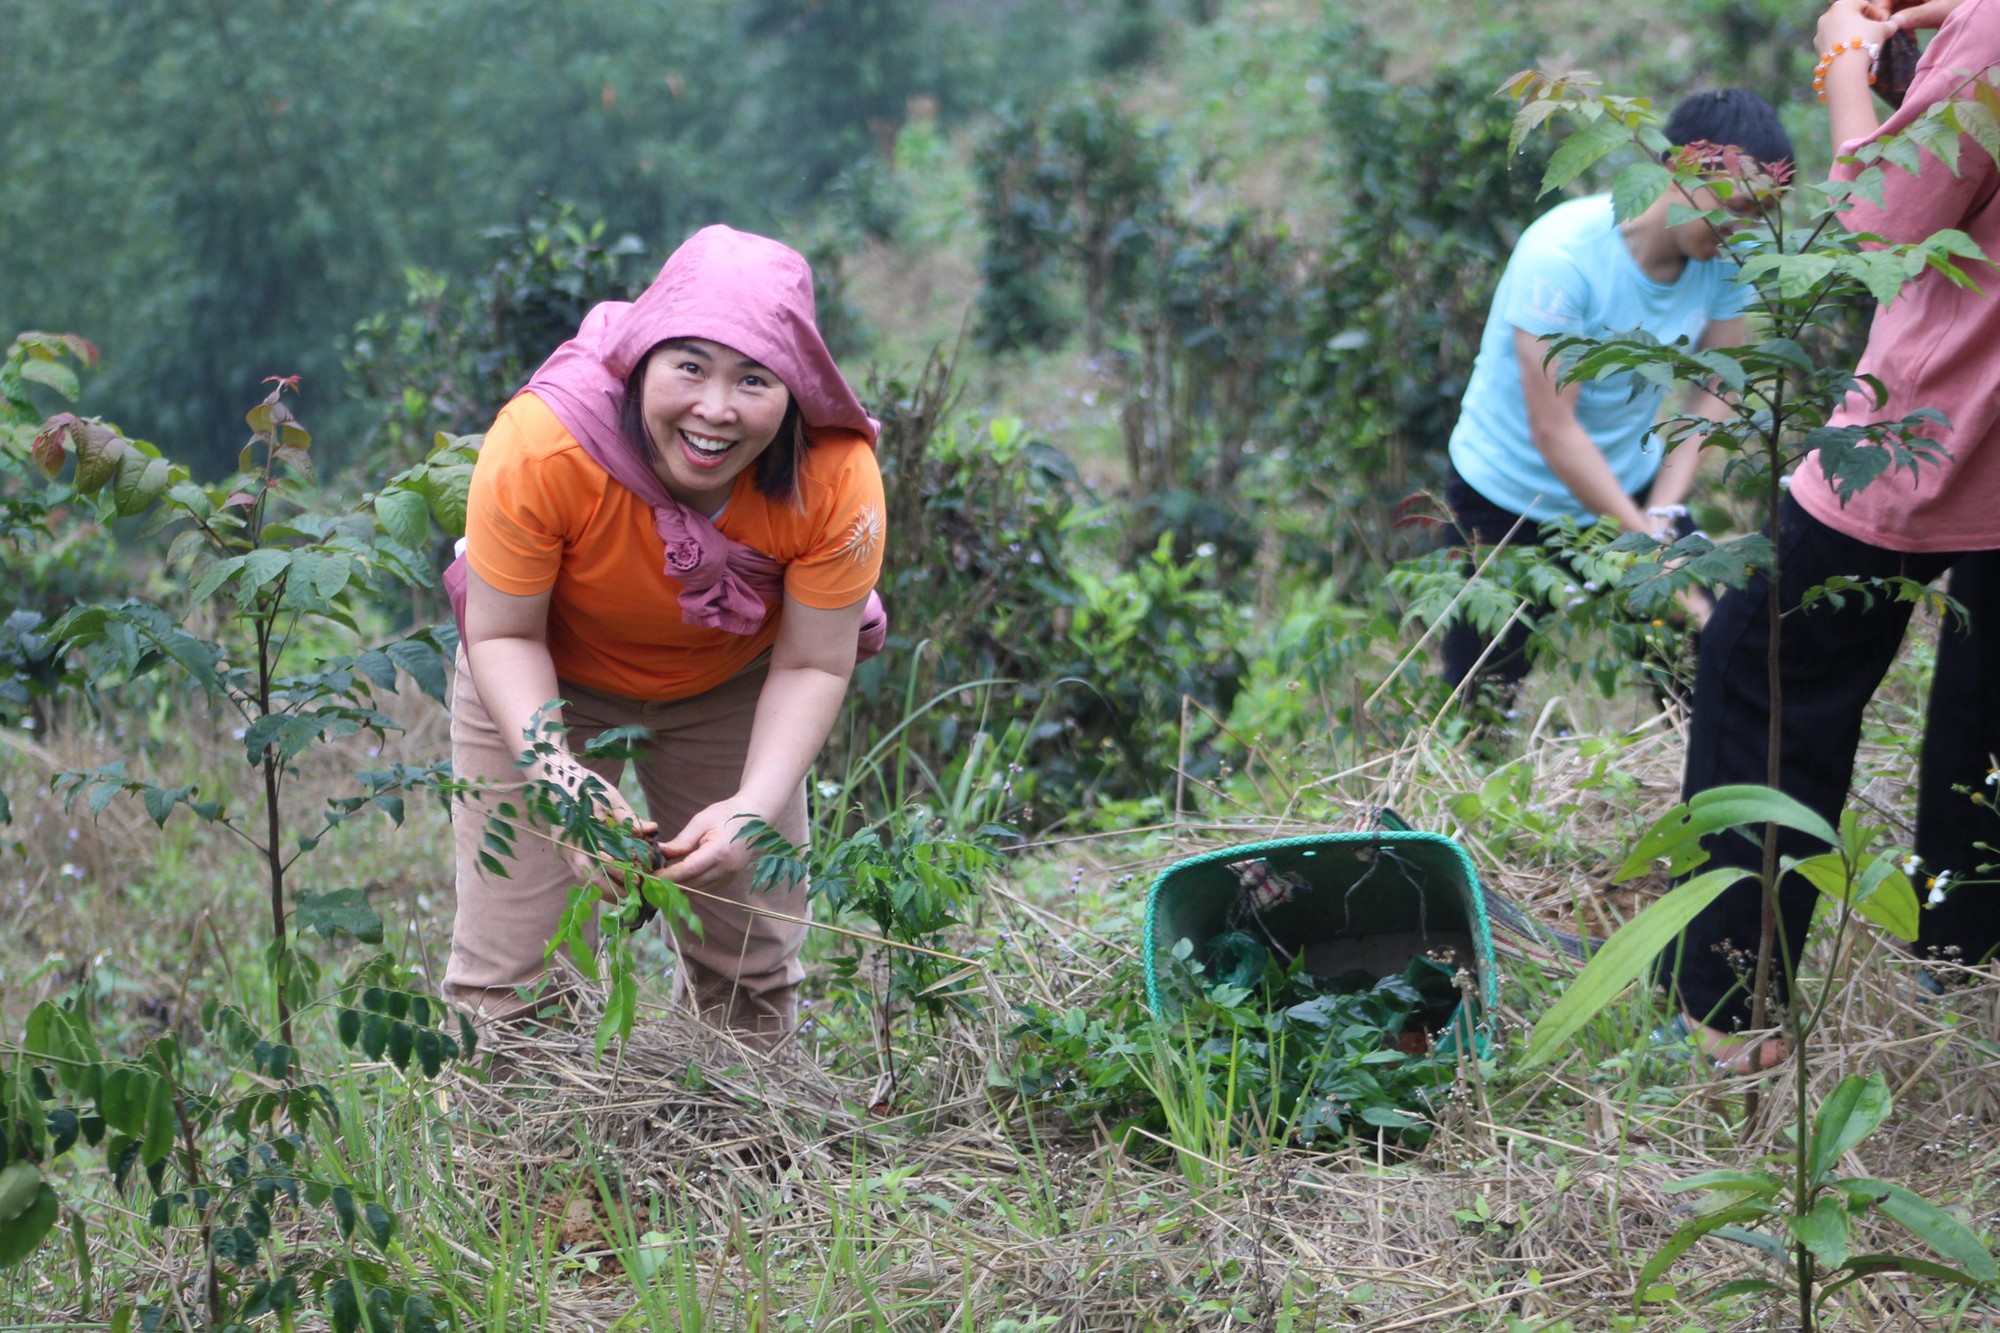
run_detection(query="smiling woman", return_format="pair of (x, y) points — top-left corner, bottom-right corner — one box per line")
(438, 225), (889, 1048)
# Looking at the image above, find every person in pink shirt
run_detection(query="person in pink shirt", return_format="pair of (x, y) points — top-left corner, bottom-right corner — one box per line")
(1666, 0), (2000, 1070)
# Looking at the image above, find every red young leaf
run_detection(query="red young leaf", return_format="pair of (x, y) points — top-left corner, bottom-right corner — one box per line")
(62, 335), (100, 369)
(31, 414), (81, 478)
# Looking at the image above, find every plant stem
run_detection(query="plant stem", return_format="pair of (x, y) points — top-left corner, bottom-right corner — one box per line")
(169, 1076), (221, 1325)
(1745, 387), (1786, 1125)
(256, 608), (293, 1048)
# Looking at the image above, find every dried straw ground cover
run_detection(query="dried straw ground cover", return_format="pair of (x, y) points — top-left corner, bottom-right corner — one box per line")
(5, 658), (2000, 1329)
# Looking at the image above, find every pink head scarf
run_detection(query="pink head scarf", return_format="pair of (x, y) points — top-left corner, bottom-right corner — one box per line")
(447, 224), (886, 657)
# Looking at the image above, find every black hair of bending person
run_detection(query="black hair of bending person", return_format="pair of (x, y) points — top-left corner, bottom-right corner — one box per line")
(1664, 88), (1795, 170)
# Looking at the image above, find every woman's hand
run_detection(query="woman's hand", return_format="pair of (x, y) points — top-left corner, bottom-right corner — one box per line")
(1816, 0), (1888, 49)
(1886, 0), (1968, 31)
(657, 798), (763, 893)
(1817, 0), (1892, 52)
(536, 752), (658, 897)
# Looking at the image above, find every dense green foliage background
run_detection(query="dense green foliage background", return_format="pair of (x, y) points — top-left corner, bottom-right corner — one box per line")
(0, 0), (1154, 473)
(1, 0), (1830, 807)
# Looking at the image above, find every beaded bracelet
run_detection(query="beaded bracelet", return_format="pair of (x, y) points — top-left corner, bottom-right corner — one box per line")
(1813, 37), (1881, 103)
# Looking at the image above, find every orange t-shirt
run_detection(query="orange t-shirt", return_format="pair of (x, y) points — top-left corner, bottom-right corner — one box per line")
(464, 392), (886, 700)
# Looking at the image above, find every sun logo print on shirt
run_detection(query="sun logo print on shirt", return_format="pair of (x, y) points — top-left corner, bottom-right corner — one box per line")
(835, 504), (884, 564)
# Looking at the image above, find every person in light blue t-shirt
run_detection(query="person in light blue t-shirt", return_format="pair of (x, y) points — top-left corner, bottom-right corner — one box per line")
(1440, 89), (1793, 702)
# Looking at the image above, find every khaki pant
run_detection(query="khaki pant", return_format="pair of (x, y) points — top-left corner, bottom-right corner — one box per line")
(442, 651), (809, 1042)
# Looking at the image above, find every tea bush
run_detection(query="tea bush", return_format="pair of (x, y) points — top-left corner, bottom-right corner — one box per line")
(850, 355), (1244, 817)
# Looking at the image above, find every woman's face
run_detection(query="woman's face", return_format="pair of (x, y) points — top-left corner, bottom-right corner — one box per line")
(641, 338), (792, 511)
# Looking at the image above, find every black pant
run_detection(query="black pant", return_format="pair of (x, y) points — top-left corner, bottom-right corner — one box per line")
(1439, 472), (1546, 691)
(1668, 495), (2000, 1028)
(1438, 469), (1688, 699)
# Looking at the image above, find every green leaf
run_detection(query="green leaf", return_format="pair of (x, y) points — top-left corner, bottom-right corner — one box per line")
(1831, 1178), (1890, 1212)
(1662, 1169), (1782, 1200)
(1819, 1253), (1993, 1304)
(1850, 251), (1916, 308)
(98, 1068), (149, 1135)
(1357, 1104), (1421, 1129)
(1611, 160), (1672, 221)
(384, 637), (448, 702)
(1791, 1195), (1852, 1270)
(0, 1183), (59, 1268)
(1520, 867), (1753, 1068)
(189, 555), (247, 606)
(1507, 94), (1565, 158)
(293, 889), (384, 944)
(374, 488), (431, 550)
(70, 421), (127, 493)
(327, 1278), (360, 1333)
(1905, 111), (1962, 174)
(330, 1186), (357, 1239)
(1847, 1179), (2000, 1280)
(414, 1028), (443, 1078)
(313, 552), (354, 602)
(404, 1293), (441, 1333)
(596, 971), (637, 1059)
(138, 783), (201, 829)
(1633, 1202), (1771, 1307)
(1810, 1073), (1893, 1185)
(18, 356), (79, 401)
(1771, 252), (1838, 301)
(1714, 1223), (1788, 1261)
(111, 452), (172, 517)
(1617, 785), (1838, 882)
(1951, 97), (2000, 169)
(140, 1076), (176, 1167)
(351, 648), (397, 692)
(1791, 852), (1919, 942)
(386, 1021), (414, 1071)
(237, 548), (292, 599)
(362, 1201), (395, 1248)
(421, 454), (474, 538)
(1542, 118), (1633, 197)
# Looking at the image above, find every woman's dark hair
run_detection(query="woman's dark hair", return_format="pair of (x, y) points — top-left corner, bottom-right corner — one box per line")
(1663, 88), (1794, 172)
(619, 341), (807, 505)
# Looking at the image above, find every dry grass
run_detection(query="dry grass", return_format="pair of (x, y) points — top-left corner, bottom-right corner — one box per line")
(419, 908), (2000, 1329)
(10, 636), (2000, 1330)
(369, 701), (2000, 1332)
